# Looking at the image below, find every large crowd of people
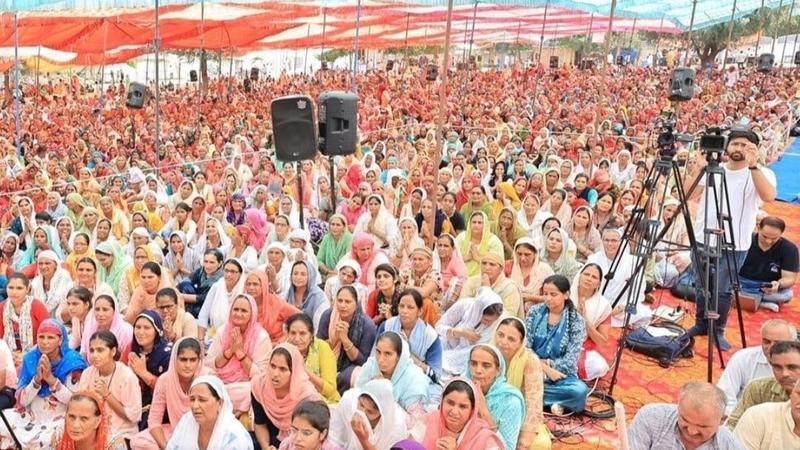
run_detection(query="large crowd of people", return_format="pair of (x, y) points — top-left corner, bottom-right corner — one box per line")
(0, 58), (796, 450)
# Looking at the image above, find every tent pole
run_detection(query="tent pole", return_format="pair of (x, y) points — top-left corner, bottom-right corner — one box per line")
(200, 0), (206, 96)
(654, 15), (665, 65)
(755, 0), (765, 59)
(462, 12), (469, 62)
(321, 7), (327, 69)
(351, 0), (362, 94)
(793, 16), (800, 67)
(771, 0), (784, 55)
(303, 24), (311, 73)
(537, 0), (549, 66)
(404, 13), (410, 62)
(155, 0), (161, 169)
(433, 0), (454, 245)
(780, 0), (795, 67)
(515, 20), (521, 64)
(603, 0), (617, 66)
(14, 12), (21, 158)
(36, 46), (41, 107)
(628, 17), (637, 48)
(684, 0), (698, 65)
(722, 0), (738, 70)
(467, 1), (478, 63)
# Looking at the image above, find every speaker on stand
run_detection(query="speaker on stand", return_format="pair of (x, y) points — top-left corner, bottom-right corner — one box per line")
(319, 91), (358, 218)
(272, 95), (318, 228)
(426, 64), (439, 81)
(549, 56), (559, 69)
(757, 53), (774, 72)
(668, 68), (695, 102)
(125, 82), (148, 149)
(189, 70), (198, 82)
(250, 67), (259, 81)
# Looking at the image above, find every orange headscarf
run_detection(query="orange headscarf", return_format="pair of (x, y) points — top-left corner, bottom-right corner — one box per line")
(247, 271), (299, 341)
(57, 391), (109, 450)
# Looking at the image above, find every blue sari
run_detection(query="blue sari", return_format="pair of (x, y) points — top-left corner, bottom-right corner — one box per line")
(526, 303), (589, 412)
(17, 320), (87, 397)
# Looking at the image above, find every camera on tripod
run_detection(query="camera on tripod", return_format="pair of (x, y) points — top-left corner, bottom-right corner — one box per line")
(699, 127), (728, 164)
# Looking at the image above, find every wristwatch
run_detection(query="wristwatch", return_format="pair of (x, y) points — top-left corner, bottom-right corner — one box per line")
(749, 166), (759, 170)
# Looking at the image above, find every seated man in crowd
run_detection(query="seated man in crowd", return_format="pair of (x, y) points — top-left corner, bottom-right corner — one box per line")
(717, 319), (797, 415)
(737, 216), (798, 312)
(733, 378), (800, 450)
(726, 340), (800, 429)
(628, 381), (743, 450)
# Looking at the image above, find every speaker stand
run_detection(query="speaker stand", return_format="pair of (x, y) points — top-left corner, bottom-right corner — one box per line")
(329, 156), (336, 218)
(297, 164), (305, 230)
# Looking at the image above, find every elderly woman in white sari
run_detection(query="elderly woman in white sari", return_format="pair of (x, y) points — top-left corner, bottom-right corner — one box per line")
(259, 242), (292, 298)
(328, 379), (409, 450)
(435, 287), (506, 377)
(354, 194), (398, 248)
(570, 263), (612, 381)
(165, 375), (253, 450)
(30, 250), (73, 315)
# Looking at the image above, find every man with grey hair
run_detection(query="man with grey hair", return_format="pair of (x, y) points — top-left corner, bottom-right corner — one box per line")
(587, 227), (651, 328)
(717, 319), (797, 414)
(628, 381), (745, 449)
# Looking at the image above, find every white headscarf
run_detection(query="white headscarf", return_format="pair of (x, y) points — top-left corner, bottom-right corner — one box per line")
(328, 379), (408, 450)
(206, 259), (246, 337)
(166, 375), (253, 450)
(31, 250), (73, 315)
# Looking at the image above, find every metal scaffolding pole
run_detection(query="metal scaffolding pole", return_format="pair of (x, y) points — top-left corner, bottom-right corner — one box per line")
(771, 0), (785, 55)
(755, 0), (766, 58)
(603, 0), (617, 66)
(351, 0), (362, 93)
(14, 13), (21, 157)
(722, 0), (739, 70)
(433, 0), (455, 243)
(538, 0), (550, 65)
(467, 0), (479, 62)
(780, 0), (795, 66)
(684, 0), (698, 64)
(155, 0), (161, 167)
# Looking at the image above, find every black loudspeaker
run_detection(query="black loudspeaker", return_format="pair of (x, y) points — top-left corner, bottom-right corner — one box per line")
(321, 61), (329, 70)
(271, 95), (318, 162)
(616, 55), (624, 65)
(758, 53), (774, 72)
(250, 68), (259, 81)
(456, 62), (466, 70)
(126, 82), (147, 109)
(794, 51), (800, 65)
(189, 70), (198, 82)
(243, 78), (252, 93)
(549, 56), (559, 69)
(386, 60), (394, 71)
(319, 91), (358, 156)
(426, 64), (438, 81)
(668, 67), (695, 102)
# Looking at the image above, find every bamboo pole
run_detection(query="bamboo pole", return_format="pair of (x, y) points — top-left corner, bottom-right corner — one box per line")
(433, 0), (455, 243)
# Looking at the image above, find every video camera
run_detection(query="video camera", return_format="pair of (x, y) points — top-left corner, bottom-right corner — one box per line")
(654, 109), (694, 159)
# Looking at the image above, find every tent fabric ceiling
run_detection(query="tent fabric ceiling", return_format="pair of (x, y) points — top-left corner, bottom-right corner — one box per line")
(0, 0), (781, 68)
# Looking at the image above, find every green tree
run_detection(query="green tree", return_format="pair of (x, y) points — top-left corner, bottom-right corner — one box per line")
(318, 48), (351, 63)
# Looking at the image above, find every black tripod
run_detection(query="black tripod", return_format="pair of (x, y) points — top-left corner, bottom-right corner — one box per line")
(605, 145), (747, 394)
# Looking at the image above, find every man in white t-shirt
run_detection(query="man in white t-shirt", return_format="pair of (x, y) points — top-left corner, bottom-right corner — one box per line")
(686, 128), (777, 350)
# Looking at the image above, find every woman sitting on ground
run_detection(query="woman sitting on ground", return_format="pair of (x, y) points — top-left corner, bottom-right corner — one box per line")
(63, 286), (93, 350)
(378, 288), (443, 392)
(416, 378), (504, 450)
(570, 264), (612, 381)
(80, 295), (133, 364)
(79, 331), (143, 439)
(276, 400), (339, 450)
(525, 275), (589, 413)
(51, 391), (128, 450)
(328, 379), (409, 450)
(285, 313), (340, 403)
(355, 331), (430, 417)
(128, 310), (173, 431)
(318, 286), (376, 394)
(493, 317), (551, 450)
(251, 343), (322, 449)
(165, 375), (253, 450)
(0, 272), (50, 367)
(435, 287), (505, 377)
(129, 337), (209, 450)
(206, 294), (271, 415)
(286, 260), (330, 331)
(464, 344), (526, 450)
(3, 319), (87, 447)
